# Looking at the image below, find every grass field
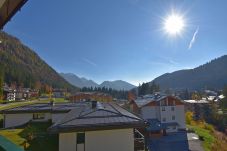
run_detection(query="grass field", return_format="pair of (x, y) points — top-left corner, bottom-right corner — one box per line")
(0, 122), (58, 151)
(0, 98), (69, 111)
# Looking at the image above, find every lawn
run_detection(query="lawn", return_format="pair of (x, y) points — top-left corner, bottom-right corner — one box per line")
(0, 98), (69, 111)
(187, 125), (215, 151)
(0, 122), (58, 151)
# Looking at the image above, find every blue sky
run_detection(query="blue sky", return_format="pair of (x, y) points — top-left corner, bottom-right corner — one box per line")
(3, 0), (227, 85)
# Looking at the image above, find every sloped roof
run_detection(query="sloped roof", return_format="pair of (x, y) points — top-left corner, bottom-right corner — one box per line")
(133, 94), (184, 108)
(49, 102), (145, 133)
(0, 0), (28, 29)
(134, 94), (167, 108)
(0, 103), (86, 114)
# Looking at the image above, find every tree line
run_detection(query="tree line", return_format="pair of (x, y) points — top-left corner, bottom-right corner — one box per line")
(80, 86), (128, 99)
(137, 82), (160, 96)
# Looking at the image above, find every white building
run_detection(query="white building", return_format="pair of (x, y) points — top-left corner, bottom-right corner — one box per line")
(130, 94), (186, 134)
(0, 103), (83, 128)
(49, 102), (145, 151)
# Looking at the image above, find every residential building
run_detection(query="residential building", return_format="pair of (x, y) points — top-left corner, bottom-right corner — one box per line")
(0, 103), (80, 128)
(130, 94), (186, 134)
(3, 86), (16, 101)
(183, 99), (209, 112)
(52, 88), (66, 98)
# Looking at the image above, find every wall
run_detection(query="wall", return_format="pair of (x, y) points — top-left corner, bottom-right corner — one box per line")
(59, 132), (77, 151)
(86, 129), (134, 151)
(175, 105), (186, 129)
(4, 113), (52, 128)
(141, 106), (156, 119)
(59, 128), (134, 151)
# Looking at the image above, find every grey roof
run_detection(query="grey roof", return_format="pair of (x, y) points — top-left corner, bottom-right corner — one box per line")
(0, 103), (86, 114)
(146, 119), (178, 131)
(49, 102), (145, 133)
(134, 94), (167, 108)
(134, 94), (184, 108)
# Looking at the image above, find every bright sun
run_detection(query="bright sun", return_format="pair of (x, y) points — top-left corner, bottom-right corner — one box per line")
(164, 14), (185, 35)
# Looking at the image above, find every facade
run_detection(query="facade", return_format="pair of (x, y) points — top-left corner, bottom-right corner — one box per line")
(130, 94), (186, 134)
(3, 85), (39, 101)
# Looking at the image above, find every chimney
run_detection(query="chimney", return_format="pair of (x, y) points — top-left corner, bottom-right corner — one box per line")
(91, 101), (97, 109)
(50, 100), (55, 107)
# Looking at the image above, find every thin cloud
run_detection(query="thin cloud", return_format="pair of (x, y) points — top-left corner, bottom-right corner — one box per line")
(188, 27), (199, 49)
(82, 58), (97, 67)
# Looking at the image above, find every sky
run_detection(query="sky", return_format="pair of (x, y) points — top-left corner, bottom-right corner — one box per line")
(3, 0), (227, 86)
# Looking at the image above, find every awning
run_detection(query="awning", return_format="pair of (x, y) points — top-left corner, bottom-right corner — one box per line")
(0, 0), (28, 29)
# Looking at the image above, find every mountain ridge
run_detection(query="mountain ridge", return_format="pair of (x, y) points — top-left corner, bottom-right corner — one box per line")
(60, 73), (136, 90)
(150, 55), (227, 90)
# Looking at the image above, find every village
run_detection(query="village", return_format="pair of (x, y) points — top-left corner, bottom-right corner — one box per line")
(0, 82), (226, 151)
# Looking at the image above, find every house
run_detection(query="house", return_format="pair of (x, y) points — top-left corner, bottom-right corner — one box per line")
(0, 103), (83, 128)
(1, 101), (146, 151)
(3, 86), (16, 101)
(129, 94), (186, 135)
(49, 101), (146, 151)
(183, 99), (209, 112)
(52, 89), (66, 98)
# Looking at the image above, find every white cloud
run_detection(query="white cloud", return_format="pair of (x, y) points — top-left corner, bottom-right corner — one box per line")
(188, 27), (199, 49)
(82, 58), (97, 67)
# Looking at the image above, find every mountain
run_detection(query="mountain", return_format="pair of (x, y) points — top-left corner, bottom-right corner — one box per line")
(100, 80), (136, 91)
(60, 73), (136, 90)
(59, 73), (98, 88)
(0, 31), (77, 90)
(151, 55), (227, 90)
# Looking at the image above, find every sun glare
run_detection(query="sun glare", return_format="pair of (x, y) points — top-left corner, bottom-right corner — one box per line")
(164, 14), (185, 35)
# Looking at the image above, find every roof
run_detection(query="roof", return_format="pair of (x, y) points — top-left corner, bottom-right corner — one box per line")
(49, 102), (145, 133)
(183, 99), (209, 104)
(133, 94), (182, 108)
(0, 0), (28, 29)
(146, 119), (178, 131)
(146, 119), (163, 131)
(0, 103), (86, 114)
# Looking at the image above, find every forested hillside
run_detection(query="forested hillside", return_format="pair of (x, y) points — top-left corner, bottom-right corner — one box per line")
(151, 55), (227, 90)
(0, 31), (76, 91)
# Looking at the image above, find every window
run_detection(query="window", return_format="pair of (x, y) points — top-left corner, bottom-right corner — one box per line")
(77, 133), (85, 144)
(162, 117), (166, 122)
(33, 113), (45, 120)
(162, 106), (165, 111)
(173, 126), (176, 129)
(172, 115), (175, 120)
(171, 106), (175, 111)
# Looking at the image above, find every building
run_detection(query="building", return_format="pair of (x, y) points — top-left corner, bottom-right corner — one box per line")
(0, 102), (81, 128)
(183, 99), (210, 112)
(52, 89), (66, 98)
(1, 101), (146, 151)
(3, 86), (16, 101)
(49, 102), (145, 151)
(70, 92), (113, 102)
(130, 94), (186, 134)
